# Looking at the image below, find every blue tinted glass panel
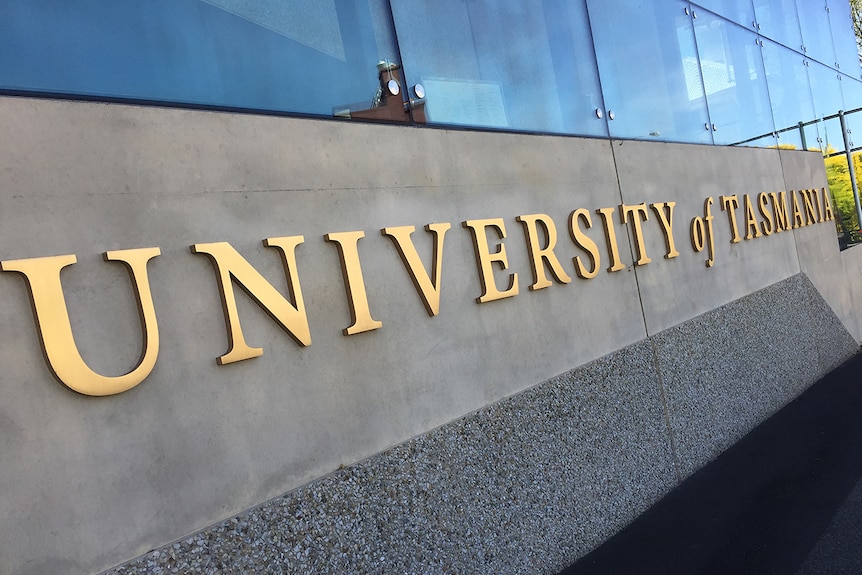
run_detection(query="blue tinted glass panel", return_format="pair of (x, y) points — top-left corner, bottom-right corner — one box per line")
(693, 14), (774, 145)
(828, 1), (862, 78)
(808, 61), (846, 152)
(797, 0), (836, 68)
(840, 77), (862, 150)
(761, 39), (815, 149)
(588, 0), (711, 144)
(691, 0), (755, 29)
(0, 0), (406, 121)
(389, 0), (607, 136)
(819, 116), (845, 152)
(810, 60), (846, 118)
(752, 0), (802, 52)
(843, 76), (862, 112)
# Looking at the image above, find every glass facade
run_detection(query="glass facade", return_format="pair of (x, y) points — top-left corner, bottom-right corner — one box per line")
(1, 0), (860, 146)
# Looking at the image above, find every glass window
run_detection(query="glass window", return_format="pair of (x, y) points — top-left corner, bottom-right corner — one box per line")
(690, 0), (755, 30)
(693, 13), (774, 145)
(797, 0), (836, 69)
(840, 77), (862, 151)
(752, 0), (802, 52)
(809, 61), (846, 152)
(828, 0), (862, 78)
(761, 39), (817, 150)
(587, 0), (712, 144)
(389, 0), (607, 136)
(0, 0), (407, 122)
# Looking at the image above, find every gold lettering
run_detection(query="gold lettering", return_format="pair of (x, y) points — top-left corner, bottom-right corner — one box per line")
(801, 189), (817, 225)
(758, 192), (774, 236)
(0, 248), (161, 396)
(596, 207), (625, 272)
(324, 231), (383, 335)
(516, 213), (572, 290)
(770, 191), (790, 232)
(791, 190), (805, 228)
(690, 197), (716, 267)
(650, 202), (680, 259)
(191, 239), (311, 364)
(743, 194), (762, 240)
(821, 187), (835, 221)
(620, 203), (652, 265)
(810, 188), (824, 223)
(568, 208), (601, 279)
(382, 223), (451, 317)
(462, 218), (519, 303)
(720, 195), (742, 243)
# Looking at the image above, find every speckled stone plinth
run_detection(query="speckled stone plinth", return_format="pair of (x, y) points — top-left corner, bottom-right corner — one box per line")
(654, 274), (859, 478)
(104, 340), (676, 575)
(104, 274), (857, 575)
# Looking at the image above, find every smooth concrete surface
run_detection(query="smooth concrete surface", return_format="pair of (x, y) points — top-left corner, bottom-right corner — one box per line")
(780, 147), (861, 342)
(613, 140), (801, 335)
(0, 96), (856, 574)
(839, 243), (862, 341)
(0, 97), (649, 575)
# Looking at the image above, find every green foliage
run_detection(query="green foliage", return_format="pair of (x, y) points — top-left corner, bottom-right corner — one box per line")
(824, 149), (862, 243)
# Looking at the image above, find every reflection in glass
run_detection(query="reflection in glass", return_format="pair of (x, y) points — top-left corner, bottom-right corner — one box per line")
(840, 78), (862, 152)
(0, 0), (406, 121)
(691, 0), (755, 29)
(760, 38), (816, 150)
(808, 59), (845, 154)
(829, 1), (862, 78)
(588, 0), (711, 143)
(693, 13), (774, 145)
(390, 0), (607, 136)
(752, 0), (801, 51)
(796, 0), (836, 68)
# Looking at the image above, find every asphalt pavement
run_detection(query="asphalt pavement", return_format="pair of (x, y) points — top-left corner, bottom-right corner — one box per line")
(560, 351), (862, 575)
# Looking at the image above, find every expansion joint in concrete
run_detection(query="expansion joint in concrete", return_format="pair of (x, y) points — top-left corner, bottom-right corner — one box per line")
(647, 336), (683, 484)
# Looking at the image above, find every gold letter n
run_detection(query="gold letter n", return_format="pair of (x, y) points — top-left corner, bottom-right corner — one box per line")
(191, 238), (311, 365)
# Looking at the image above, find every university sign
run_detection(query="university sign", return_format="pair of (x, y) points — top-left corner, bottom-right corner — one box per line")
(0, 188), (834, 397)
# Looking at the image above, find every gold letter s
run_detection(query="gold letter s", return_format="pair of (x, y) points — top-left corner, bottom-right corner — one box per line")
(0, 248), (161, 396)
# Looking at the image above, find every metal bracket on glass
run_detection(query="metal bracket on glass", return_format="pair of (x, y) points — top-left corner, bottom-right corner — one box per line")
(608, 110), (615, 120)
(402, 83), (426, 117)
(595, 108), (603, 119)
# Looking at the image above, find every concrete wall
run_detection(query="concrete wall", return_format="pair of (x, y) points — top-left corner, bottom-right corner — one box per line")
(0, 96), (856, 575)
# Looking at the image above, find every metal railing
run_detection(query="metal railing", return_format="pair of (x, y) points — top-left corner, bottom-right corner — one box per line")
(734, 107), (862, 249)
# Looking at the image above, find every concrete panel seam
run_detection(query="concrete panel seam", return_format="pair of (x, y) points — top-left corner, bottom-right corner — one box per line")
(646, 337), (683, 484)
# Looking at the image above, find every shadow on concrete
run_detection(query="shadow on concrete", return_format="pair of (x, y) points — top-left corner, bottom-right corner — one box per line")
(560, 352), (862, 575)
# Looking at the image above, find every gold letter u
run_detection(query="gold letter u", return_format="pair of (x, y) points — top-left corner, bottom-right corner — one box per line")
(1, 248), (161, 396)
